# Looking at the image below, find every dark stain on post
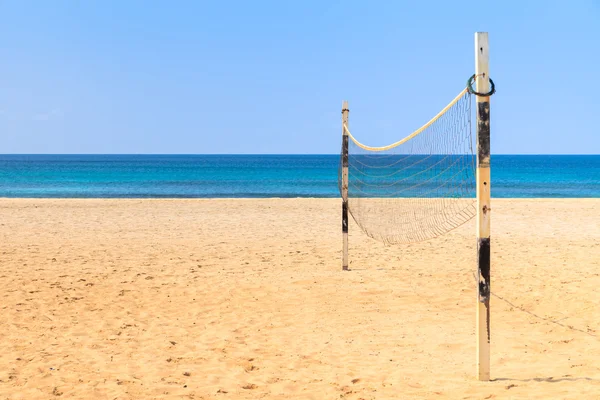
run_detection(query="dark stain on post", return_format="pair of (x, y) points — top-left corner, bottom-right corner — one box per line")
(342, 201), (348, 233)
(477, 101), (490, 165)
(478, 237), (491, 341)
(478, 237), (491, 302)
(342, 135), (349, 167)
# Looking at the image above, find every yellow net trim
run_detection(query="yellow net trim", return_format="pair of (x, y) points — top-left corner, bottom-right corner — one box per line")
(344, 88), (469, 152)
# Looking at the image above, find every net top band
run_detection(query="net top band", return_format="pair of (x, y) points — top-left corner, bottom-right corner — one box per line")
(344, 87), (469, 152)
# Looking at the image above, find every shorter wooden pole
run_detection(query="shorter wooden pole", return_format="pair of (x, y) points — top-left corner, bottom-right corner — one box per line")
(341, 101), (349, 271)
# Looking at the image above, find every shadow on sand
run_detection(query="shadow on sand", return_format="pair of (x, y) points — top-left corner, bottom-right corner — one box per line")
(493, 376), (600, 383)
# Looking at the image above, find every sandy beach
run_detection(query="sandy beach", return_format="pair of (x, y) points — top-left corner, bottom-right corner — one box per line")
(1, 198), (599, 399)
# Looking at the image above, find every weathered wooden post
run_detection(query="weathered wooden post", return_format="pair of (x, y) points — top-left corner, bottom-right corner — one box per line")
(341, 101), (349, 271)
(475, 32), (491, 381)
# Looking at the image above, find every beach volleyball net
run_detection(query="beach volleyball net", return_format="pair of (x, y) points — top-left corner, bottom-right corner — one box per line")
(339, 87), (478, 245)
(339, 33), (495, 381)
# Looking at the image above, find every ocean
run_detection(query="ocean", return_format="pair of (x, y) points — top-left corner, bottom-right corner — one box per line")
(0, 155), (598, 198)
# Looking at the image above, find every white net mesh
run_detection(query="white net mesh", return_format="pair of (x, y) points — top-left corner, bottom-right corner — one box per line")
(339, 90), (476, 244)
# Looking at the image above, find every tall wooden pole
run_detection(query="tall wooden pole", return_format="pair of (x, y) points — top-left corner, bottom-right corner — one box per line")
(341, 101), (349, 271)
(475, 32), (491, 381)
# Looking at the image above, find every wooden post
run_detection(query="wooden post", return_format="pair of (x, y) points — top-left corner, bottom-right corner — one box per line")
(341, 101), (349, 271)
(475, 32), (491, 381)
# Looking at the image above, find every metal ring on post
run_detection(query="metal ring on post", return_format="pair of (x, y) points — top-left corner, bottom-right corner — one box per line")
(467, 74), (496, 96)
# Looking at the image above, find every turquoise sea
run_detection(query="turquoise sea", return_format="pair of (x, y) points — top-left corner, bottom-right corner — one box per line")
(0, 155), (598, 198)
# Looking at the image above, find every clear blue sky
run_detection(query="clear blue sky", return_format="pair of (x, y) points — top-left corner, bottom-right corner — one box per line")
(1, 1), (599, 154)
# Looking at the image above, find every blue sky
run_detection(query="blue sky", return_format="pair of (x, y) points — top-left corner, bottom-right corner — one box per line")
(1, 1), (599, 154)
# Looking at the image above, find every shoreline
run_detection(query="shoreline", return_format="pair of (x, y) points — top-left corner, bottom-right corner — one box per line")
(1, 197), (600, 200)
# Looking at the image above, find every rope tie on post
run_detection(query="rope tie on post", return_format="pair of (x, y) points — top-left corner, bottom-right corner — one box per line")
(467, 73), (496, 97)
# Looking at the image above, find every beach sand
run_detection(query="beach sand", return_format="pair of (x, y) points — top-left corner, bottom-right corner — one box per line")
(1, 198), (599, 399)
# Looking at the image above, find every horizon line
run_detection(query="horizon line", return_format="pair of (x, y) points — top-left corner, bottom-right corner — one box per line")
(1, 153), (600, 156)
